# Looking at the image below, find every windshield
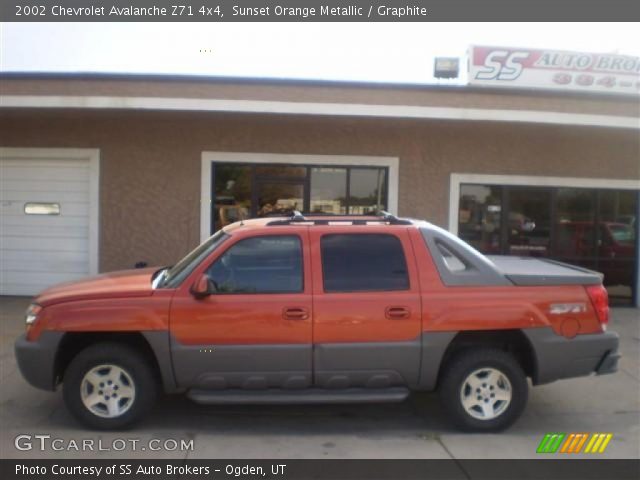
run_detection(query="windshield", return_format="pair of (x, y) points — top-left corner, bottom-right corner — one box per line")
(160, 231), (228, 288)
(609, 225), (635, 244)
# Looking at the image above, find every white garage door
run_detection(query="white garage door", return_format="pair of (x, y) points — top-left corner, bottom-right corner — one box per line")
(0, 150), (98, 296)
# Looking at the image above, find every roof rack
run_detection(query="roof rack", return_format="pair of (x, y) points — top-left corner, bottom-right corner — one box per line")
(266, 210), (412, 226)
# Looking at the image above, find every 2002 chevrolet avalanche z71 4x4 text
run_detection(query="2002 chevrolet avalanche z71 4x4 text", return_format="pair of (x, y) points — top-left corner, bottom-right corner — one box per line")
(15, 212), (620, 431)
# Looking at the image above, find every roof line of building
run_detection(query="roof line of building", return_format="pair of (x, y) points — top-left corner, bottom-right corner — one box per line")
(1, 71), (638, 103)
(1, 95), (638, 130)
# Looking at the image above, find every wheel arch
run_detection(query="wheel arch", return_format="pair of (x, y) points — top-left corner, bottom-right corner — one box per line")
(55, 331), (178, 393)
(435, 329), (538, 388)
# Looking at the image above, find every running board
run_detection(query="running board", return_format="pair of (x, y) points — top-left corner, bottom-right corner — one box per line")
(187, 387), (410, 405)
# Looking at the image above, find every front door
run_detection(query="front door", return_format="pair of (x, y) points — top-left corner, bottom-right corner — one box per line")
(309, 228), (423, 389)
(169, 229), (313, 390)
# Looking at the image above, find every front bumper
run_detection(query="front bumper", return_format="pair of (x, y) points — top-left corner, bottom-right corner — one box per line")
(14, 332), (64, 391)
(523, 328), (620, 385)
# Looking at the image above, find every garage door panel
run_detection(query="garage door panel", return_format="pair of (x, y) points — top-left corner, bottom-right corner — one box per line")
(0, 225), (88, 238)
(1, 165), (90, 182)
(0, 282), (57, 297)
(0, 190), (89, 202)
(2, 249), (88, 263)
(1, 279), (86, 297)
(1, 271), (89, 286)
(1, 259), (89, 274)
(1, 215), (90, 228)
(2, 237), (88, 252)
(1, 158), (90, 169)
(0, 179), (89, 193)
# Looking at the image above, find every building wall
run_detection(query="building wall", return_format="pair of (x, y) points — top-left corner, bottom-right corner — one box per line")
(1, 109), (638, 272)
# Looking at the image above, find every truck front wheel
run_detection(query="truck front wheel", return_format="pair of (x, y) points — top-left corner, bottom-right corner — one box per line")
(438, 348), (528, 432)
(63, 343), (157, 430)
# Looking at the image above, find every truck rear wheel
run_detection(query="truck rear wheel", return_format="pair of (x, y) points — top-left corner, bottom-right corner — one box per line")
(438, 348), (528, 432)
(63, 343), (157, 430)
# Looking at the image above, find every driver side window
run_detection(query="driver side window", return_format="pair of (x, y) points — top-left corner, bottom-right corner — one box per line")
(206, 235), (303, 294)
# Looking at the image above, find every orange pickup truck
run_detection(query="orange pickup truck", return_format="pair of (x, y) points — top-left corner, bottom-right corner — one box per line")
(15, 213), (619, 431)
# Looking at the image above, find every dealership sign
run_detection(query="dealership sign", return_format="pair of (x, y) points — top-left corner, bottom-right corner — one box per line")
(469, 46), (640, 95)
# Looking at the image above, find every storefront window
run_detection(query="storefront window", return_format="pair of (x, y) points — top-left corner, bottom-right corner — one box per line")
(349, 168), (387, 215)
(507, 188), (551, 257)
(257, 183), (304, 217)
(213, 165), (252, 230)
(310, 168), (347, 214)
(212, 163), (388, 230)
(458, 185), (502, 253)
(458, 184), (638, 305)
(255, 165), (306, 178)
(555, 188), (597, 271)
(597, 190), (637, 303)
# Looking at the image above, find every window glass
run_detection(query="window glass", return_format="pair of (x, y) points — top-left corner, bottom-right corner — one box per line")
(609, 224), (634, 244)
(213, 165), (251, 230)
(555, 188), (597, 272)
(457, 183), (638, 306)
(437, 242), (469, 272)
(206, 236), (303, 294)
(321, 234), (409, 292)
(310, 167), (347, 214)
(163, 230), (228, 288)
(257, 183), (304, 217)
(256, 165), (307, 178)
(349, 168), (387, 215)
(507, 188), (551, 257)
(597, 190), (637, 303)
(458, 184), (502, 254)
(212, 163), (390, 232)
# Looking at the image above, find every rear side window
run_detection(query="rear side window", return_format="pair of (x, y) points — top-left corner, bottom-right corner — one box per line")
(206, 235), (302, 294)
(321, 234), (409, 292)
(436, 241), (469, 273)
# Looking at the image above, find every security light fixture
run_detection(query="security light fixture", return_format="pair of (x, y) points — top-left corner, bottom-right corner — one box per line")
(434, 57), (460, 79)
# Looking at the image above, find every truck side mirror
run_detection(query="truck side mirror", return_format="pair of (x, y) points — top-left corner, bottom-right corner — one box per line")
(190, 274), (214, 299)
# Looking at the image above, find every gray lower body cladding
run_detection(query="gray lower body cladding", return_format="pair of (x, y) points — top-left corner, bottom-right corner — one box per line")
(15, 330), (179, 393)
(141, 331), (179, 393)
(313, 340), (422, 389)
(15, 332), (64, 391)
(523, 327), (620, 384)
(170, 342), (314, 390)
(16, 327), (620, 397)
(170, 334), (452, 392)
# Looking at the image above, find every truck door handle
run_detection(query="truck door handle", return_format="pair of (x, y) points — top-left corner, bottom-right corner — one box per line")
(385, 306), (410, 319)
(282, 307), (309, 320)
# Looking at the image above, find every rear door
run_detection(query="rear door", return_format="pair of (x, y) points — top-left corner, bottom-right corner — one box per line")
(309, 227), (422, 388)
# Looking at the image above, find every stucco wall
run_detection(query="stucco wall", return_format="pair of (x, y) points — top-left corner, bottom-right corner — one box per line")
(1, 109), (638, 272)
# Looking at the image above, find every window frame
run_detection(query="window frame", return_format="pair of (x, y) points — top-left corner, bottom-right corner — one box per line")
(319, 232), (411, 294)
(205, 233), (305, 295)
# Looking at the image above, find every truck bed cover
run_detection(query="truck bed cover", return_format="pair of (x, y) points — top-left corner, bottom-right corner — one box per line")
(486, 256), (603, 286)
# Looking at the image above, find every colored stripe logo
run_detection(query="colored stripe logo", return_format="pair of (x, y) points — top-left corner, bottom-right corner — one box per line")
(537, 433), (613, 454)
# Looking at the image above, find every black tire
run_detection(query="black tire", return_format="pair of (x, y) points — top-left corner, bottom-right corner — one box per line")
(63, 342), (157, 430)
(438, 348), (528, 432)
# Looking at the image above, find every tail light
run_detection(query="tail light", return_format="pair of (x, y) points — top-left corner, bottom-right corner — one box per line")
(585, 285), (609, 328)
